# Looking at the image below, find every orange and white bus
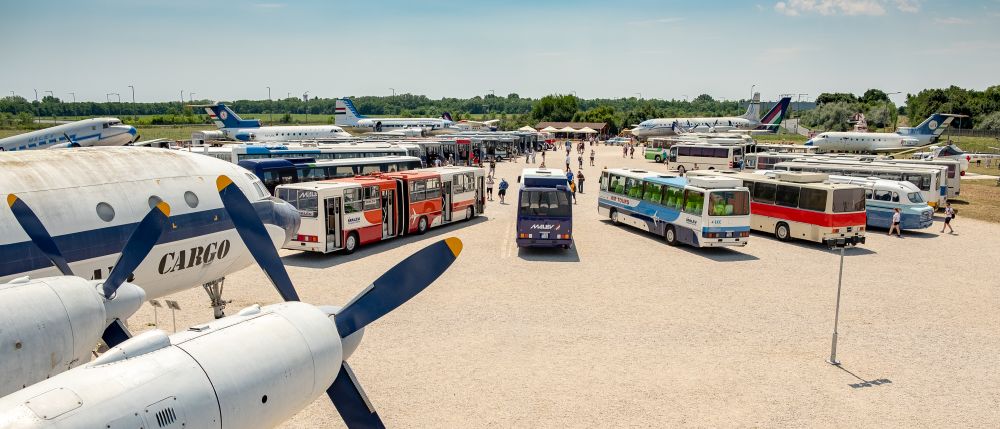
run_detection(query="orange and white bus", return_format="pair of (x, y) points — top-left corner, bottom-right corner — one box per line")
(277, 166), (485, 253)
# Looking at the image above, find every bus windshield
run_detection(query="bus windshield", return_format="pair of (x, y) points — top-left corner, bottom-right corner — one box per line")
(907, 192), (924, 203)
(277, 188), (318, 217)
(519, 190), (571, 218)
(832, 189), (866, 213)
(708, 191), (750, 216)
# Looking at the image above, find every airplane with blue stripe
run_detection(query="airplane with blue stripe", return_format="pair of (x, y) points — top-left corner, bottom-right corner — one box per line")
(0, 118), (138, 152)
(199, 102), (353, 142)
(335, 98), (454, 132)
(631, 94), (792, 138)
(804, 113), (962, 153)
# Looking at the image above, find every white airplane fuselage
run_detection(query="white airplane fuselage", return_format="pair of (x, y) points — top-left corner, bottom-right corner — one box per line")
(355, 118), (452, 132)
(222, 125), (353, 142)
(0, 147), (300, 301)
(631, 117), (754, 138)
(804, 132), (921, 153)
(0, 118), (137, 151)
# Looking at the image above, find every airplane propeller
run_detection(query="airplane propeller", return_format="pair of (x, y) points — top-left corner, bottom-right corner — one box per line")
(215, 175), (463, 429)
(7, 194), (172, 347)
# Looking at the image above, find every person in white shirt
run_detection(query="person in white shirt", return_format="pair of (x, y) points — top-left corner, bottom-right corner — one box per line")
(888, 207), (902, 237)
(941, 203), (956, 234)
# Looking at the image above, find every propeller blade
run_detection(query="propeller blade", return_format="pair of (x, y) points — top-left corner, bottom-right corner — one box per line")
(7, 194), (74, 276)
(216, 175), (299, 302)
(335, 237), (462, 338)
(102, 202), (171, 298)
(101, 319), (133, 348)
(326, 362), (385, 429)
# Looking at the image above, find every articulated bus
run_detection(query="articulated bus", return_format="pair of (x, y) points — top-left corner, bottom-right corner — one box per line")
(598, 168), (751, 247)
(719, 171), (867, 245)
(665, 143), (744, 173)
(239, 156), (423, 192)
(276, 166), (485, 253)
(516, 168), (573, 249)
(744, 152), (876, 170)
(189, 142), (417, 164)
(774, 160), (947, 208)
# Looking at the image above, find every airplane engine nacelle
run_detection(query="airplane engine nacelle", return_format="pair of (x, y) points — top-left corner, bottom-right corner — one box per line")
(0, 277), (107, 397)
(0, 302), (344, 429)
(234, 131), (257, 142)
(399, 128), (424, 137)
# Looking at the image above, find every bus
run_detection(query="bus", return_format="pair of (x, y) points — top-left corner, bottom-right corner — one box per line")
(774, 160), (947, 208)
(727, 171), (867, 245)
(598, 168), (751, 247)
(515, 168), (573, 249)
(189, 142), (416, 164)
(666, 143), (744, 173)
(239, 156), (423, 192)
(744, 152), (876, 170)
(878, 158), (962, 198)
(821, 175), (934, 230)
(276, 166), (485, 253)
(644, 138), (675, 163)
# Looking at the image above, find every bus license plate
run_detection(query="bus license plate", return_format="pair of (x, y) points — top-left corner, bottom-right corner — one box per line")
(541, 232), (549, 239)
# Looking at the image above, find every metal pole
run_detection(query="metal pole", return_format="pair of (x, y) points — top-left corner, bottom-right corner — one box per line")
(304, 91), (309, 124)
(128, 85), (135, 119)
(180, 90), (184, 103)
(171, 309), (177, 333)
(828, 245), (846, 365)
(390, 87), (395, 97)
(33, 89), (38, 102)
(267, 86), (272, 125)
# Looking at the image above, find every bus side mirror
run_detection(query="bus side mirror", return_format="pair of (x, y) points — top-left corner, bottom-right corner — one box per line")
(516, 176), (521, 183)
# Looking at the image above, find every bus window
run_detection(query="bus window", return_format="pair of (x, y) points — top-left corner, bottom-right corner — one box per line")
(708, 191), (749, 216)
(864, 189), (873, 200)
(277, 188), (318, 218)
(642, 183), (663, 203)
(775, 184), (800, 208)
(518, 189), (571, 217)
(743, 180), (756, 195)
(409, 180), (426, 202)
(905, 174), (927, 190)
(609, 175), (626, 194)
(425, 178), (442, 200)
(599, 172), (609, 191)
(343, 188), (364, 214)
(663, 186), (683, 210)
(363, 186), (380, 210)
(832, 189), (865, 213)
(624, 177), (643, 198)
(361, 165), (380, 174)
(908, 192), (924, 203)
(682, 189), (704, 215)
(752, 182), (777, 204)
(799, 188), (828, 212)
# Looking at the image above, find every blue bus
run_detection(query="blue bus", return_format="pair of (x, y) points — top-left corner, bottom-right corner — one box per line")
(598, 168), (751, 247)
(238, 155), (423, 192)
(515, 168), (574, 249)
(822, 175), (934, 230)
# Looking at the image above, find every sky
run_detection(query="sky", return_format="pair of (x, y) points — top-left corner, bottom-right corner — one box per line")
(2, 0), (999, 105)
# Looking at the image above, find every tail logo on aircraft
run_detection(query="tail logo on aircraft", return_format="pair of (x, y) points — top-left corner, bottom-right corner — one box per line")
(928, 120), (938, 130)
(219, 110), (229, 120)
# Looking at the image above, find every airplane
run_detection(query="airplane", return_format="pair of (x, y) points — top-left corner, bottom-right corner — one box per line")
(452, 118), (499, 132)
(0, 198), (169, 396)
(335, 98), (454, 132)
(631, 94), (792, 138)
(804, 113), (962, 153)
(0, 177), (464, 429)
(200, 102), (353, 142)
(0, 147), (300, 319)
(0, 118), (138, 151)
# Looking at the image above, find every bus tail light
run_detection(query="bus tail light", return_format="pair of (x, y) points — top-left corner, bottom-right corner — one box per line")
(519, 233), (532, 239)
(740, 231), (749, 237)
(296, 234), (318, 242)
(832, 228), (840, 233)
(557, 233), (571, 239)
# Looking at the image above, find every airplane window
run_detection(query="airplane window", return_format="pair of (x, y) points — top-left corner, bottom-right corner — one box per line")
(184, 191), (200, 208)
(96, 202), (115, 222)
(148, 195), (163, 210)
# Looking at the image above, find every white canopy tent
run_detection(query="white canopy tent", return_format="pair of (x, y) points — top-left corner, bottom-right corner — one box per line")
(518, 125), (537, 132)
(540, 126), (559, 132)
(577, 127), (598, 134)
(558, 126), (577, 133)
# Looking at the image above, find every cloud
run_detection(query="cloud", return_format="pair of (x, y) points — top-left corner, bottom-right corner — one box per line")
(933, 16), (965, 24)
(774, 0), (920, 16)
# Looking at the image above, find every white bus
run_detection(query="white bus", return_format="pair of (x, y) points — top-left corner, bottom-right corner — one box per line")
(598, 168), (751, 247)
(186, 142), (416, 164)
(878, 158), (962, 198)
(666, 143), (744, 173)
(774, 160), (947, 208)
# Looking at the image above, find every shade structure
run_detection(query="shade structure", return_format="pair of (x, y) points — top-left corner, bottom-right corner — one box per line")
(518, 125), (537, 132)
(577, 127), (597, 134)
(540, 126), (559, 132)
(558, 126), (577, 133)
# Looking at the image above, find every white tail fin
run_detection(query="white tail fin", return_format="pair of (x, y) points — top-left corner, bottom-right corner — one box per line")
(741, 92), (761, 121)
(335, 98), (364, 126)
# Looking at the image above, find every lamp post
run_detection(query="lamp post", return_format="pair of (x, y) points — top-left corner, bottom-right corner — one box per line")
(180, 90), (184, 104)
(303, 91), (310, 124)
(267, 86), (272, 125)
(827, 238), (849, 365)
(128, 85), (135, 120)
(389, 87), (395, 97)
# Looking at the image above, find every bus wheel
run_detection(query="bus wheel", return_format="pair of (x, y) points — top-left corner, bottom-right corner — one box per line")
(677, 165), (686, 175)
(610, 209), (619, 225)
(664, 225), (678, 246)
(418, 216), (429, 234)
(466, 207), (475, 220)
(344, 232), (359, 254)
(654, 155), (662, 163)
(775, 222), (791, 242)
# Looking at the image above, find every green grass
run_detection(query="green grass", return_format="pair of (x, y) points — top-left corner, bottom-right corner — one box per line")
(136, 125), (216, 141)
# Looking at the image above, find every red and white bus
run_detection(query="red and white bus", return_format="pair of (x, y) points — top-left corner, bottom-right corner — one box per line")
(276, 166), (485, 253)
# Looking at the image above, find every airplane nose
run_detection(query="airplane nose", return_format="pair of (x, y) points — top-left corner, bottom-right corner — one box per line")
(804, 139), (814, 146)
(101, 282), (146, 324)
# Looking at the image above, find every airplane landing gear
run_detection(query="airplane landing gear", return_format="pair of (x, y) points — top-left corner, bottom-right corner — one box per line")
(202, 278), (228, 319)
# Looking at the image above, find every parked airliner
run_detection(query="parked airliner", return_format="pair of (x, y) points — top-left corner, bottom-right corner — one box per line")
(0, 147), (300, 317)
(335, 98), (454, 131)
(201, 103), (353, 142)
(804, 113), (960, 153)
(631, 94), (792, 138)
(0, 118), (138, 151)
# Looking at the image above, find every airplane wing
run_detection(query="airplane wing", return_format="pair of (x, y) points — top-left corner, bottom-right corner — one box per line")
(871, 142), (935, 155)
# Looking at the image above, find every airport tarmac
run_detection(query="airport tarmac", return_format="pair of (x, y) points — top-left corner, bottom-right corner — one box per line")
(126, 144), (1000, 428)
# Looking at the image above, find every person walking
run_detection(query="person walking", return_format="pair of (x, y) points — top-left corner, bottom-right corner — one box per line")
(622, 144), (628, 158)
(629, 145), (635, 159)
(486, 175), (495, 201)
(566, 168), (574, 185)
(888, 207), (902, 237)
(578, 154), (584, 170)
(541, 150), (546, 165)
(565, 153), (571, 170)
(569, 179), (577, 204)
(590, 149), (596, 166)
(577, 170), (585, 193)
(940, 203), (955, 234)
(498, 178), (509, 204)
(489, 158), (496, 177)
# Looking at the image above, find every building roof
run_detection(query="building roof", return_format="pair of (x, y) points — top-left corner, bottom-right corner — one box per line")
(534, 122), (609, 131)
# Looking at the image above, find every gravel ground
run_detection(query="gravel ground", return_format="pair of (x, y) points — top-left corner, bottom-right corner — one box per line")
(126, 144), (1000, 428)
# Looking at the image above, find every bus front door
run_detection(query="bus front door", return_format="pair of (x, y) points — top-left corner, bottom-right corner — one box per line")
(476, 175), (485, 213)
(443, 181), (453, 222)
(381, 189), (396, 239)
(326, 197), (342, 251)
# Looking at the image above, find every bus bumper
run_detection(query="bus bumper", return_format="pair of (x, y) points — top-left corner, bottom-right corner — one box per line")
(516, 238), (572, 248)
(699, 237), (748, 247)
(822, 235), (865, 246)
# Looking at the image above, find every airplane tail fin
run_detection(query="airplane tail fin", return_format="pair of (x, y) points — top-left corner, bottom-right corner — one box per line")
(203, 103), (261, 129)
(909, 113), (956, 137)
(335, 98), (365, 126)
(755, 96), (792, 131)
(442, 112), (453, 122)
(741, 92), (762, 121)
